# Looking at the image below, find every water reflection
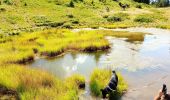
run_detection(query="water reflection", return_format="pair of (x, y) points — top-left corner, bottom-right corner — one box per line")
(31, 51), (107, 79)
(29, 28), (170, 100)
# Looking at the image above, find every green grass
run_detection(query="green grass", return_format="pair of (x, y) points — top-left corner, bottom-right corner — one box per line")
(90, 68), (128, 99)
(0, 29), (146, 65)
(0, 64), (85, 100)
(0, 0), (170, 99)
(97, 30), (145, 42)
(0, 29), (110, 65)
(0, 29), (147, 99)
(1, 0), (170, 35)
(134, 14), (154, 23)
(106, 12), (130, 22)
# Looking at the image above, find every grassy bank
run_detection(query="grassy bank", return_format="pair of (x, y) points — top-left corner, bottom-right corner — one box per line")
(0, 29), (110, 65)
(0, 29), (145, 65)
(90, 69), (128, 99)
(0, 29), (110, 99)
(0, 64), (85, 100)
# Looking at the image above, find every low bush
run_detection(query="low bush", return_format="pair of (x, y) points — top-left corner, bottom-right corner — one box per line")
(6, 16), (23, 24)
(136, 4), (142, 9)
(107, 13), (129, 22)
(72, 20), (79, 24)
(62, 22), (73, 28)
(32, 15), (51, 24)
(107, 16), (122, 22)
(3, 0), (13, 5)
(0, 7), (6, 12)
(65, 74), (85, 89)
(134, 14), (153, 23)
(68, 0), (75, 7)
(90, 68), (128, 98)
(67, 14), (74, 18)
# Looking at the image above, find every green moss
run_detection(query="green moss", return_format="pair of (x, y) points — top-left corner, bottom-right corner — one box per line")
(90, 69), (128, 98)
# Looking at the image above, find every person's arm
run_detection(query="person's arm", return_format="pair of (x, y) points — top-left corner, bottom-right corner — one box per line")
(154, 90), (163, 100)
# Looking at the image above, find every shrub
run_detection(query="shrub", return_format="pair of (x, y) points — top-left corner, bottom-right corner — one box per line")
(68, 0), (75, 7)
(73, 0), (83, 2)
(103, 15), (109, 18)
(65, 74), (85, 89)
(90, 68), (128, 98)
(3, 0), (13, 5)
(0, 7), (6, 12)
(72, 20), (79, 24)
(67, 14), (74, 18)
(107, 13), (129, 22)
(46, 21), (65, 27)
(32, 15), (51, 24)
(6, 16), (22, 24)
(136, 4), (142, 9)
(24, 2), (27, 6)
(107, 16), (122, 22)
(134, 15), (153, 23)
(54, 0), (67, 5)
(62, 23), (72, 28)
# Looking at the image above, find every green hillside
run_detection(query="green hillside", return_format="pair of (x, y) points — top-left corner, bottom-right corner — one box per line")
(0, 0), (169, 35)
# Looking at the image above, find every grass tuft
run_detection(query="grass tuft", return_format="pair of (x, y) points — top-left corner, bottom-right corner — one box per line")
(90, 68), (128, 98)
(0, 64), (85, 100)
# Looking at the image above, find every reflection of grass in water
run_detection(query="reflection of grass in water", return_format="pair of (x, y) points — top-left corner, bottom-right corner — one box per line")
(90, 68), (128, 98)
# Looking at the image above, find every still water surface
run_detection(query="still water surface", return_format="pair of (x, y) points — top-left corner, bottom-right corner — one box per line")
(29, 28), (170, 100)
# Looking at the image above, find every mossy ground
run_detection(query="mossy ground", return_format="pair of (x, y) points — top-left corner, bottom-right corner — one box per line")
(90, 68), (128, 99)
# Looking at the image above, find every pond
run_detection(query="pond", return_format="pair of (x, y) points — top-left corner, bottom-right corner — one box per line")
(29, 27), (170, 100)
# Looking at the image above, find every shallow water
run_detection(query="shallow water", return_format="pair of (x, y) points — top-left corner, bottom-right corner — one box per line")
(29, 28), (170, 100)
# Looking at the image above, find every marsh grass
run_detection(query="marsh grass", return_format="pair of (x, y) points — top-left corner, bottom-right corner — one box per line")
(0, 29), (110, 65)
(65, 74), (85, 89)
(0, 29), (140, 99)
(90, 68), (128, 98)
(0, 64), (85, 100)
(97, 30), (145, 42)
(0, 29), (146, 65)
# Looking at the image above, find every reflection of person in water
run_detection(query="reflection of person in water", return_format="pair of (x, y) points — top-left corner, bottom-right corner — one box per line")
(154, 84), (170, 100)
